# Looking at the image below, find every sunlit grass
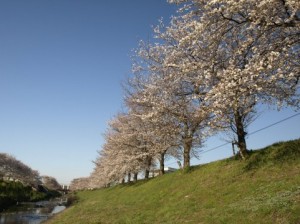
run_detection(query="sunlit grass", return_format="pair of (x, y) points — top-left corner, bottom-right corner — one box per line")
(47, 139), (300, 224)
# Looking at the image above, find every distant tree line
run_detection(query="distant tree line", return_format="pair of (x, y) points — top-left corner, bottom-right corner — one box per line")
(41, 175), (62, 191)
(0, 153), (63, 211)
(71, 0), (299, 190)
(0, 153), (41, 187)
(0, 153), (62, 190)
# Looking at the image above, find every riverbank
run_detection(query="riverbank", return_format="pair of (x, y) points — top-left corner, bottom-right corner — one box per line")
(47, 139), (300, 224)
(0, 180), (61, 212)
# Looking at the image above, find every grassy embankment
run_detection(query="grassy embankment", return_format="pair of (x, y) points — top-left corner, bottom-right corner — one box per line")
(48, 139), (300, 224)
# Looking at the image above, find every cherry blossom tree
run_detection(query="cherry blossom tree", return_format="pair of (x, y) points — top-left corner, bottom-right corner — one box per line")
(0, 153), (41, 187)
(129, 39), (212, 168)
(69, 177), (91, 191)
(88, 160), (109, 189)
(124, 73), (182, 174)
(165, 0), (300, 158)
(41, 175), (62, 191)
(91, 112), (158, 185)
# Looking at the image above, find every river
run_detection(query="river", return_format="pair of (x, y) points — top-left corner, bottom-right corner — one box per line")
(0, 199), (66, 224)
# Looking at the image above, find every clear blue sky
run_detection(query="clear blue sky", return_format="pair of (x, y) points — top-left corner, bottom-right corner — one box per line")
(0, 0), (299, 185)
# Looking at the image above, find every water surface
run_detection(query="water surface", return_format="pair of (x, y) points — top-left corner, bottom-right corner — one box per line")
(0, 200), (66, 224)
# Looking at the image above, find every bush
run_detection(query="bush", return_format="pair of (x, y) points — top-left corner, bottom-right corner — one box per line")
(0, 196), (16, 212)
(65, 193), (78, 206)
(0, 180), (53, 211)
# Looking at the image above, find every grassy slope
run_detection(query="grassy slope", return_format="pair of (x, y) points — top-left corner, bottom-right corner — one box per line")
(48, 139), (300, 224)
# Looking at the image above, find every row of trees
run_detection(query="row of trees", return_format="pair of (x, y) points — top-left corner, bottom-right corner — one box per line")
(0, 153), (61, 190)
(69, 177), (91, 191)
(72, 0), (299, 189)
(0, 153), (41, 187)
(41, 175), (62, 191)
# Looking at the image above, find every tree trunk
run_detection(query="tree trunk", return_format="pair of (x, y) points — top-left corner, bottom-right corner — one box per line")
(234, 110), (248, 159)
(145, 170), (150, 179)
(183, 137), (192, 168)
(159, 151), (165, 175)
(133, 173), (138, 182)
(232, 142), (236, 156)
(144, 157), (152, 179)
(121, 178), (125, 184)
(127, 173), (131, 183)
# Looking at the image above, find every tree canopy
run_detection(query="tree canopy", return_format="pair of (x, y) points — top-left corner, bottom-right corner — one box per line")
(73, 0), (299, 189)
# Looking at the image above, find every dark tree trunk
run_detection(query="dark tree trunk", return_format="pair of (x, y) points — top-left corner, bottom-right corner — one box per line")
(234, 110), (248, 159)
(133, 173), (138, 182)
(145, 170), (150, 179)
(144, 157), (152, 179)
(121, 178), (125, 184)
(127, 173), (131, 183)
(232, 142), (236, 156)
(183, 137), (192, 168)
(159, 151), (165, 175)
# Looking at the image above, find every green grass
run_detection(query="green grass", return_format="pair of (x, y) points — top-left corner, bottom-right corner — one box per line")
(47, 139), (300, 224)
